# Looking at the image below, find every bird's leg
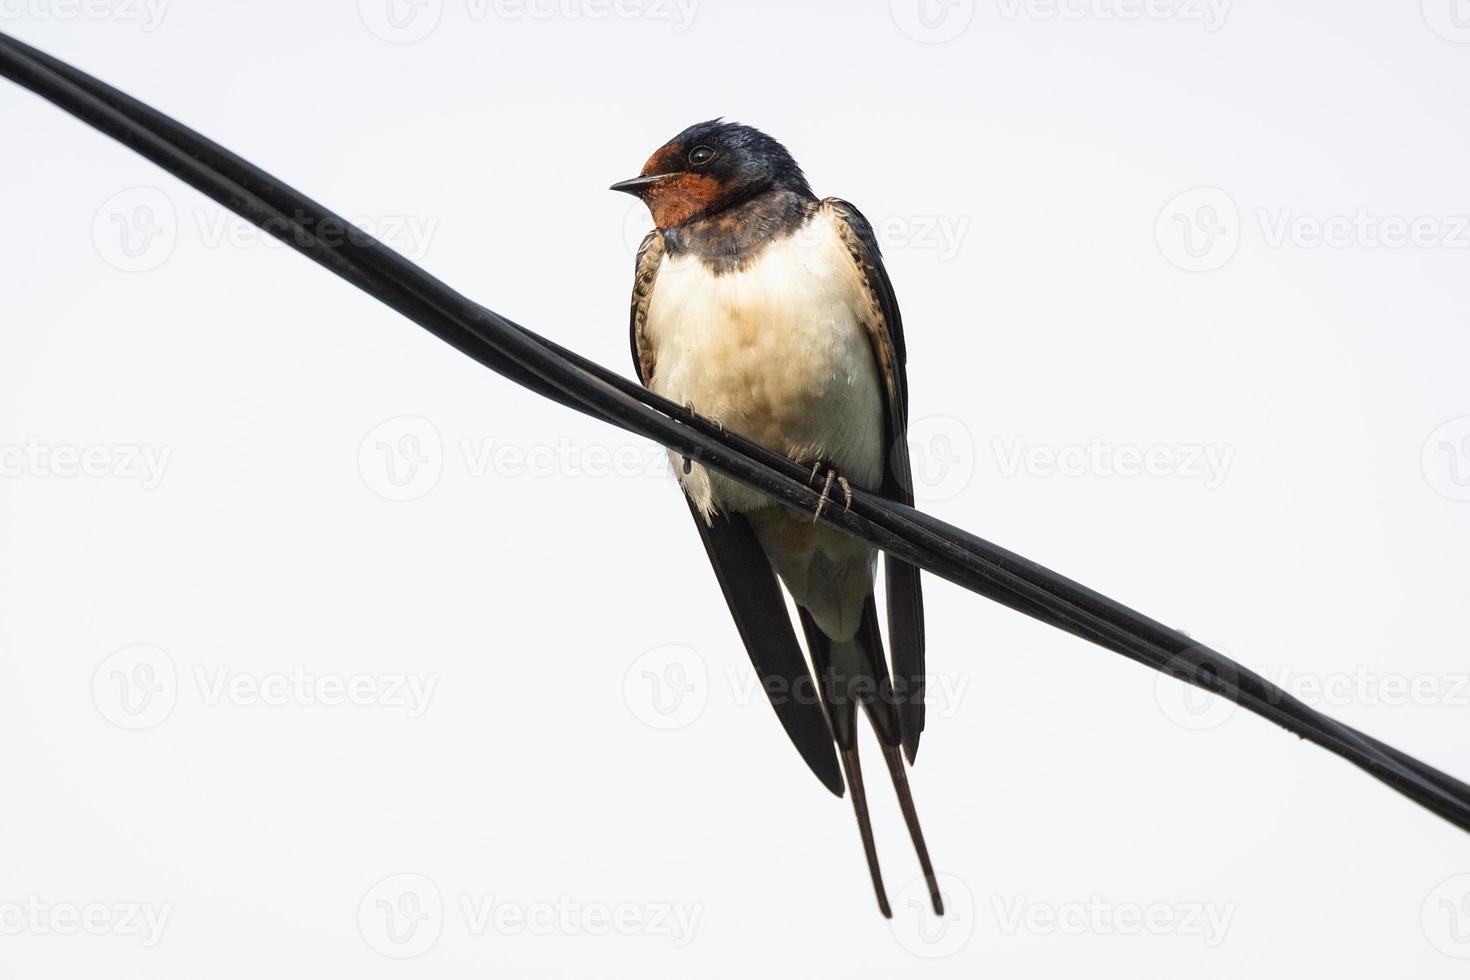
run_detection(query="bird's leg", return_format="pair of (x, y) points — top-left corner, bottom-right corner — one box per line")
(808, 462), (854, 523)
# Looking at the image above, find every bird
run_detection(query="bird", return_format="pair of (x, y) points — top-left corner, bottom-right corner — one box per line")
(612, 119), (940, 918)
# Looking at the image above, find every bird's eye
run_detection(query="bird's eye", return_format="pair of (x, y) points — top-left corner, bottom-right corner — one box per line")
(688, 145), (716, 167)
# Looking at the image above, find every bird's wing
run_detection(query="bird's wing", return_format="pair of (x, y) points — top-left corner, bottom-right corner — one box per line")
(822, 198), (928, 763)
(629, 228), (845, 796)
(629, 229), (664, 386)
(683, 502), (845, 796)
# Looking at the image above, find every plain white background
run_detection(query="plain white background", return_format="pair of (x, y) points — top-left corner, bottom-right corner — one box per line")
(3, 1), (1470, 976)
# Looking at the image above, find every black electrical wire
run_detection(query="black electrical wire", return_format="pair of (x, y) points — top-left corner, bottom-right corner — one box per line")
(4, 30), (1469, 833)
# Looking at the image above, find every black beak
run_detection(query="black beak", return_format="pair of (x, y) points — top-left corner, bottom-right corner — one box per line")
(609, 174), (669, 196)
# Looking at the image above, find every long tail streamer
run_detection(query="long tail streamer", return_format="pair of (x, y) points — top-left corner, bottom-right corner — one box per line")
(4, 31), (1469, 832)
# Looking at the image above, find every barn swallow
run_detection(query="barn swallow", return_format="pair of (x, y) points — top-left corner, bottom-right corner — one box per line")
(614, 119), (939, 918)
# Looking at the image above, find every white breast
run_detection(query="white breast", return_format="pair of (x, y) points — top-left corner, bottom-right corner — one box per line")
(644, 209), (885, 517)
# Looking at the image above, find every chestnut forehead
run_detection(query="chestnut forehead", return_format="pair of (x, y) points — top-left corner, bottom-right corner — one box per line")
(641, 142), (685, 176)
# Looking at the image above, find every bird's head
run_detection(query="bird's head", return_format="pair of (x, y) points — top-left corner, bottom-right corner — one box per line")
(610, 119), (813, 229)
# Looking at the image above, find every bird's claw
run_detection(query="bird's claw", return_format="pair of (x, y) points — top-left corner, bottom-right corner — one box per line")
(684, 400), (723, 431)
(809, 464), (853, 523)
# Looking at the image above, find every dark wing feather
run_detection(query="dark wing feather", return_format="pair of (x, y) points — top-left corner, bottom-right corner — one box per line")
(684, 501), (845, 796)
(628, 227), (844, 795)
(823, 199), (928, 763)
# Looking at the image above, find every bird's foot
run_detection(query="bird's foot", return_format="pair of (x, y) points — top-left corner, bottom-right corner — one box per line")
(807, 462), (853, 523)
(683, 400), (723, 431)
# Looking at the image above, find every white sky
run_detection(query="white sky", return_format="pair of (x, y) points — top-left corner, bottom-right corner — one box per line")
(3, 2), (1470, 976)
